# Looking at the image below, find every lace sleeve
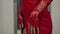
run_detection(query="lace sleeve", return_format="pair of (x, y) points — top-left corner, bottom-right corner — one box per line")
(34, 0), (53, 12)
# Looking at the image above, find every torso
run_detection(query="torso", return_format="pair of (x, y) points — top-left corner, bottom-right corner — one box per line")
(20, 0), (49, 21)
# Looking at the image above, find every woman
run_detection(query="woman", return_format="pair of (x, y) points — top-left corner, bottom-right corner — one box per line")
(18, 0), (53, 34)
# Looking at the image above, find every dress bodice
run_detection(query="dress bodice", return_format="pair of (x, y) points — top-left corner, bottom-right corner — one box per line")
(20, 0), (40, 17)
(20, 0), (40, 11)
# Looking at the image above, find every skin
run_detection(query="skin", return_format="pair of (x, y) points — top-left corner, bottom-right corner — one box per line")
(23, 28), (27, 34)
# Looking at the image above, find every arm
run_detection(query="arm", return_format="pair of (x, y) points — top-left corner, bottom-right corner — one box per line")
(30, 0), (53, 17)
(30, 0), (53, 34)
(35, 0), (53, 12)
(18, 8), (24, 34)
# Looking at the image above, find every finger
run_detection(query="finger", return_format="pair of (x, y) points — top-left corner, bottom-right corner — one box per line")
(37, 27), (39, 34)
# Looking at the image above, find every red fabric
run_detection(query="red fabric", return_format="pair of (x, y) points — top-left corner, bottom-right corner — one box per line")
(18, 0), (53, 34)
(39, 9), (52, 34)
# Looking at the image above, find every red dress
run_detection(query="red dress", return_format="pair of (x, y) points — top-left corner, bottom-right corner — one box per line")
(18, 0), (53, 34)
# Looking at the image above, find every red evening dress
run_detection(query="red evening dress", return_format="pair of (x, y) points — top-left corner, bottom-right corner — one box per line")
(18, 0), (53, 34)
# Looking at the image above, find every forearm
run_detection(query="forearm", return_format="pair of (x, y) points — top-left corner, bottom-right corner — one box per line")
(34, 0), (53, 12)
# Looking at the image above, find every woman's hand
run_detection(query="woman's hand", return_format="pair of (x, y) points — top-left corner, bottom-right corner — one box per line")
(18, 15), (24, 34)
(30, 10), (40, 27)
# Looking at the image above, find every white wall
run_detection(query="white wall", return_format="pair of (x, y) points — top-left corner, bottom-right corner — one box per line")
(0, 0), (3, 34)
(51, 0), (60, 34)
(2, 0), (15, 34)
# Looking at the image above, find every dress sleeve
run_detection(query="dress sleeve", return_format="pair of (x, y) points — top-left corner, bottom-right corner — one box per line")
(34, 0), (53, 12)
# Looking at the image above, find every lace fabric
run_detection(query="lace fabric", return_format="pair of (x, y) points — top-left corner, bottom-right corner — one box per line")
(18, 0), (53, 34)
